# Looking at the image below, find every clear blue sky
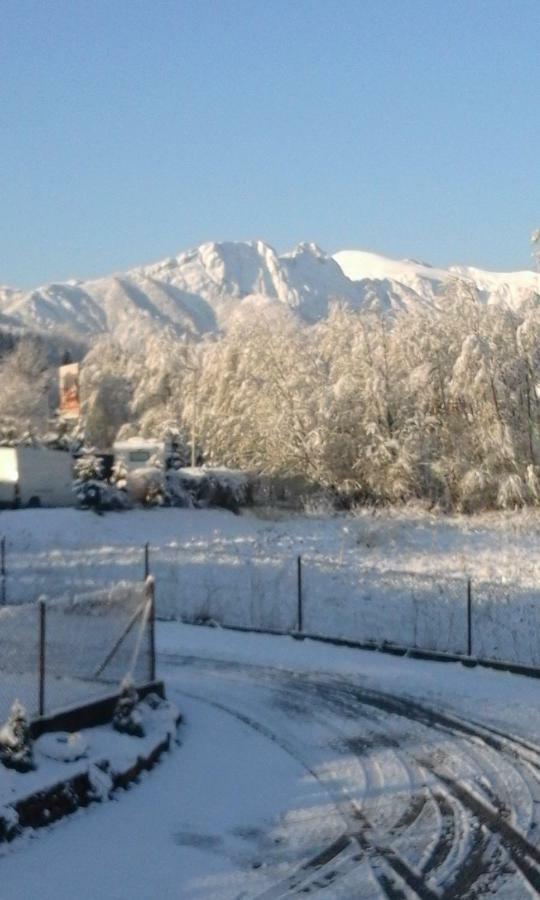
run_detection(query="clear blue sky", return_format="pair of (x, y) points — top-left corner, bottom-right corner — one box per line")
(1, 0), (539, 288)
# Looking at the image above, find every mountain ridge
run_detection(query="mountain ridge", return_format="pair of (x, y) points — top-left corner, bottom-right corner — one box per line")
(2, 241), (539, 349)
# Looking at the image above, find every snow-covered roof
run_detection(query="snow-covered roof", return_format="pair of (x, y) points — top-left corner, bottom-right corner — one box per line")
(113, 439), (165, 452)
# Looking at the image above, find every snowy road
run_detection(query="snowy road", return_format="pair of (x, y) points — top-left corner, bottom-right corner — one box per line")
(167, 652), (540, 898)
(3, 625), (540, 898)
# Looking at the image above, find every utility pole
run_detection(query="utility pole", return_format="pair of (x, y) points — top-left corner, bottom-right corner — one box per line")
(190, 391), (197, 468)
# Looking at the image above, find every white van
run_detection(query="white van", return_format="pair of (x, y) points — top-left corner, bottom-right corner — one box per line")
(0, 447), (75, 508)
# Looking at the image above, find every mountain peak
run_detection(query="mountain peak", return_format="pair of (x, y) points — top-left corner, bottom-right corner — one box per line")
(287, 241), (327, 260)
(2, 241), (539, 350)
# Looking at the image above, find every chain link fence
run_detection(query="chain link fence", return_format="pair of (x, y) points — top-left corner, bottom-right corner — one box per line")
(2, 544), (145, 606)
(300, 562), (469, 654)
(0, 603), (40, 723)
(154, 549), (540, 668)
(3, 534), (540, 670)
(0, 578), (155, 725)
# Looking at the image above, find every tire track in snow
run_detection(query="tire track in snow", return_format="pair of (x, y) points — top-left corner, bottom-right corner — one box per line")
(176, 687), (438, 899)
(168, 655), (540, 896)
(318, 678), (540, 895)
(280, 679), (466, 886)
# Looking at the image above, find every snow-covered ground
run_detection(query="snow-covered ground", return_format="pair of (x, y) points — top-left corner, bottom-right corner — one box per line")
(2, 505), (540, 665)
(0, 693), (178, 823)
(2, 623), (540, 898)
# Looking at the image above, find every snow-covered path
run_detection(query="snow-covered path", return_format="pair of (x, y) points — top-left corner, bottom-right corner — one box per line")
(3, 624), (540, 898)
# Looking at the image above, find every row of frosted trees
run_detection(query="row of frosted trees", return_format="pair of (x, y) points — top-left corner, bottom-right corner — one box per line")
(4, 277), (540, 511)
(182, 289), (540, 511)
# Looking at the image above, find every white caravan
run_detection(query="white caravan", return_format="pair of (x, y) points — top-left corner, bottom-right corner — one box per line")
(0, 447), (74, 508)
(113, 439), (167, 472)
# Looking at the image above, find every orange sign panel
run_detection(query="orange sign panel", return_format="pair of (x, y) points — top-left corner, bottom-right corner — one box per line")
(59, 363), (80, 418)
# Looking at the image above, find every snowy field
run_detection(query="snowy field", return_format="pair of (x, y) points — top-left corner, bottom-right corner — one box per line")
(2, 505), (540, 668)
(2, 623), (540, 898)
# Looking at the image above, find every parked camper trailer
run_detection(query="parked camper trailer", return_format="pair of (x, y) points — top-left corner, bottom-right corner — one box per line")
(0, 447), (74, 508)
(113, 439), (167, 473)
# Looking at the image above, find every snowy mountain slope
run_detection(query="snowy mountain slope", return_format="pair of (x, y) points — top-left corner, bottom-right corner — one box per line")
(2, 242), (539, 348)
(334, 249), (540, 310)
(132, 240), (366, 324)
(1, 273), (217, 347)
(136, 240), (297, 306)
(448, 263), (540, 310)
(333, 249), (452, 295)
(0, 285), (20, 307)
(280, 242), (364, 320)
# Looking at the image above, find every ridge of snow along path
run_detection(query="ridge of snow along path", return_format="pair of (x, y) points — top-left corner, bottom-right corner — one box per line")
(2, 624), (540, 897)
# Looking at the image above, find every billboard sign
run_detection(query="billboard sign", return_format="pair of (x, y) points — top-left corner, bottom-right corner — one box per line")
(59, 363), (80, 418)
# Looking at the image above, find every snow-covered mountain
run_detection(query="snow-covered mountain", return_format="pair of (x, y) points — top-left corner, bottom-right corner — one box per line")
(334, 250), (540, 311)
(1, 241), (539, 349)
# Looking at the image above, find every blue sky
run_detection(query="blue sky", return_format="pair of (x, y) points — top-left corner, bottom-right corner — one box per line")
(1, 0), (539, 287)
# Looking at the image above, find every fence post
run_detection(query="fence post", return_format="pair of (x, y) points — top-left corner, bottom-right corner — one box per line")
(467, 577), (472, 657)
(146, 576), (156, 682)
(143, 542), (150, 580)
(38, 598), (46, 717)
(297, 554), (303, 633)
(0, 536), (5, 605)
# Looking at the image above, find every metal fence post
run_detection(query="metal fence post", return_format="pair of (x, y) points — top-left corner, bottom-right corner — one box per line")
(297, 554), (303, 633)
(0, 536), (5, 605)
(144, 542), (150, 580)
(146, 576), (156, 682)
(38, 598), (46, 717)
(467, 577), (472, 657)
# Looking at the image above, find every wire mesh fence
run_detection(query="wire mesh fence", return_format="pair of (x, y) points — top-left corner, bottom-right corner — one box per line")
(149, 547), (540, 667)
(300, 562), (469, 655)
(3, 533), (540, 671)
(0, 603), (40, 723)
(153, 549), (540, 668)
(467, 580), (540, 668)
(2, 545), (145, 606)
(154, 546), (298, 632)
(0, 578), (155, 725)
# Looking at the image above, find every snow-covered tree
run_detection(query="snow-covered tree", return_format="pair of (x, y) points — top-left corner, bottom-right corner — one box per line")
(113, 678), (144, 737)
(79, 338), (134, 450)
(110, 457), (128, 491)
(0, 700), (34, 772)
(177, 292), (540, 511)
(54, 250), (540, 512)
(0, 338), (52, 444)
(532, 229), (540, 269)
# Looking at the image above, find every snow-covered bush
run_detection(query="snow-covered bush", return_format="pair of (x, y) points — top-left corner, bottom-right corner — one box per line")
(126, 466), (166, 507)
(74, 451), (104, 484)
(73, 451), (106, 511)
(173, 467), (252, 513)
(0, 701), (34, 773)
(113, 678), (144, 738)
(110, 457), (128, 491)
(164, 470), (193, 508)
(74, 451), (131, 512)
